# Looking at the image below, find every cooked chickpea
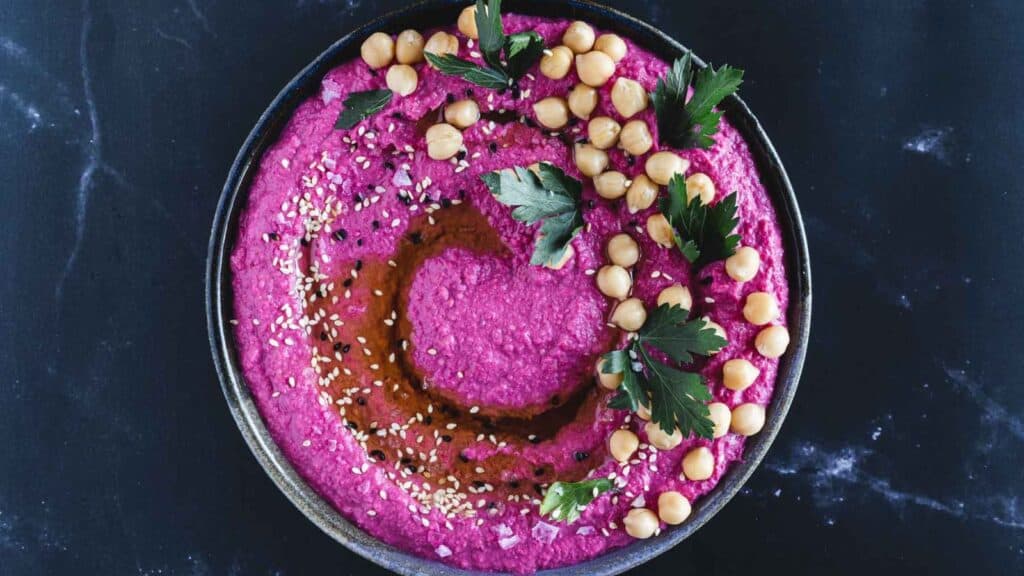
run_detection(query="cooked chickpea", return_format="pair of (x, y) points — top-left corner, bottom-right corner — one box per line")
(444, 99), (480, 129)
(646, 213), (674, 248)
(681, 446), (714, 481)
(725, 246), (761, 282)
(609, 429), (640, 463)
(624, 508), (659, 539)
(395, 29), (425, 64)
(731, 403), (766, 436)
(656, 284), (692, 311)
(568, 84), (598, 119)
(594, 171), (628, 200)
(385, 64), (418, 96)
(743, 292), (780, 326)
(619, 120), (654, 156)
(425, 123), (463, 160)
(611, 78), (648, 118)
(755, 325), (790, 358)
(722, 358), (759, 392)
(657, 491), (691, 525)
(574, 144), (609, 177)
(360, 32), (395, 69)
(645, 151), (690, 186)
(533, 97), (570, 130)
(594, 33), (627, 62)
(575, 51), (615, 87)
(562, 21), (595, 54)
(611, 297), (646, 331)
(588, 116), (621, 150)
(702, 317), (728, 353)
(645, 421), (682, 451)
(540, 46), (574, 80)
(596, 358), (623, 390)
(626, 174), (658, 214)
(637, 402), (651, 421)
(596, 265), (632, 299)
(457, 5), (478, 39)
(685, 172), (716, 205)
(546, 243), (574, 270)
(424, 31), (459, 63)
(707, 402), (732, 439)
(607, 233), (640, 268)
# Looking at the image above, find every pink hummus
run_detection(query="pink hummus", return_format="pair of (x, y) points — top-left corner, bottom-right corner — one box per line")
(230, 13), (789, 574)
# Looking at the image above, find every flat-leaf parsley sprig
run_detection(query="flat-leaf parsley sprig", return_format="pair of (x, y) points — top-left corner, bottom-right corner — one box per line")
(601, 304), (726, 439)
(650, 51), (743, 150)
(540, 478), (613, 524)
(334, 89), (393, 130)
(660, 174), (741, 268)
(425, 0), (544, 91)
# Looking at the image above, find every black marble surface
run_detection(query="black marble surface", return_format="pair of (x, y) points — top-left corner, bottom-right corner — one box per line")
(2, 0), (1023, 574)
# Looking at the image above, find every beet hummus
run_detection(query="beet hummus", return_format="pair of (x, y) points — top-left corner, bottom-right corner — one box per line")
(230, 8), (789, 574)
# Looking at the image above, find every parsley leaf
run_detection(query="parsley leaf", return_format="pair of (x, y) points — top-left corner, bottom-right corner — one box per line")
(481, 163), (584, 267)
(334, 89), (392, 130)
(540, 478), (613, 524)
(602, 304), (725, 438)
(660, 174), (741, 267)
(426, 0), (543, 90)
(651, 52), (743, 149)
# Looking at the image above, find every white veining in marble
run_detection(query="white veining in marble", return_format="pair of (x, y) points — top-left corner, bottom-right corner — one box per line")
(0, 84), (43, 130)
(155, 26), (194, 50)
(903, 126), (954, 164)
(186, 0), (214, 35)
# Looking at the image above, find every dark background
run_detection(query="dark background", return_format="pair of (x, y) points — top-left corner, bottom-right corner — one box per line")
(2, 0), (1022, 574)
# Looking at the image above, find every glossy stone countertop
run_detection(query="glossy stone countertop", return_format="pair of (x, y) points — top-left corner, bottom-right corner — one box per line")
(1, 0), (1022, 574)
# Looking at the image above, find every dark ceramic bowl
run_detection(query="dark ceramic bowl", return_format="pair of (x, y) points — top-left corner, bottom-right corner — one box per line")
(206, 1), (812, 574)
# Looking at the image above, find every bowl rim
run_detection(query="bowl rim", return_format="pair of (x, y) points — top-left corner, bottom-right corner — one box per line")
(205, 1), (812, 574)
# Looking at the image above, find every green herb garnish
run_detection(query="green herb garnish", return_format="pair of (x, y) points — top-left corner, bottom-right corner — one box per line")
(650, 52), (743, 149)
(424, 0), (544, 91)
(334, 89), (393, 130)
(540, 478), (613, 524)
(602, 304), (726, 438)
(660, 174), (741, 267)
(481, 163), (584, 267)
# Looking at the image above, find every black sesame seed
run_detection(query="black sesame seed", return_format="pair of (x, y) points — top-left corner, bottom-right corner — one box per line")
(550, 395), (560, 406)
(406, 464), (417, 473)
(332, 229), (347, 241)
(368, 67), (377, 76)
(370, 449), (386, 461)
(343, 278), (353, 287)
(472, 480), (486, 488)
(534, 467), (544, 477)
(441, 198), (452, 208)
(347, 421), (358, 430)
(423, 415), (433, 425)
(356, 239), (363, 246)
(342, 344), (352, 353)
(487, 502), (497, 509)
(400, 456), (413, 465)
(368, 427), (378, 435)
(701, 276), (714, 285)
(458, 453), (470, 463)
(391, 111), (405, 119)
(573, 451), (589, 462)
(627, 219), (639, 228)
(533, 483), (544, 495)
(384, 160), (395, 171)
(300, 237), (310, 247)
(268, 232), (280, 241)
(509, 480), (520, 489)
(441, 434), (453, 443)
(626, 155), (636, 166)
(355, 259), (363, 271)
(465, 88), (474, 97)
(456, 150), (467, 161)
(488, 142), (498, 154)
(333, 342), (343, 351)
(446, 93), (456, 104)
(319, 331), (328, 341)
(587, 199), (596, 209)
(408, 231), (423, 244)
(371, 220), (380, 230)
(528, 436), (541, 444)
(354, 193), (364, 203)
(356, 397), (366, 406)
(523, 117), (536, 128)
(366, 183), (375, 190)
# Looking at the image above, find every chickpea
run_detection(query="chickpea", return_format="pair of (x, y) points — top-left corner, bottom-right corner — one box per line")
(562, 21), (595, 54)
(395, 29), (425, 64)
(425, 123), (463, 160)
(755, 325), (790, 358)
(611, 78), (648, 118)
(637, 402), (651, 421)
(596, 358), (623, 390)
(595, 33), (627, 62)
(457, 5), (478, 39)
(645, 421), (682, 451)
(731, 403), (766, 436)
(725, 246), (760, 282)
(424, 31), (459, 63)
(540, 46), (574, 80)
(568, 84), (598, 119)
(606, 233), (640, 268)
(385, 64), (418, 97)
(723, 358), (759, 392)
(707, 402), (731, 439)
(444, 99), (480, 129)
(609, 429), (640, 463)
(575, 51), (615, 87)
(533, 97), (570, 130)
(594, 171), (628, 200)
(588, 116), (621, 150)
(611, 297), (647, 331)
(743, 292), (780, 326)
(702, 317), (728, 353)
(596, 265), (632, 299)
(360, 32), (395, 69)
(546, 243), (574, 270)
(646, 213), (675, 248)
(626, 174), (658, 214)
(624, 508), (659, 539)
(645, 151), (690, 186)
(685, 172), (716, 205)
(619, 120), (654, 156)
(574, 144), (609, 177)
(681, 446), (714, 481)
(657, 491), (691, 525)
(656, 284), (692, 311)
